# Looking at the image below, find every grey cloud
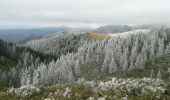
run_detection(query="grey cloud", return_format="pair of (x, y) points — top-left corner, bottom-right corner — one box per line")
(0, 0), (170, 28)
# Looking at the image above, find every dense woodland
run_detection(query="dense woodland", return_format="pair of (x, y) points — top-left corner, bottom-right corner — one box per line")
(0, 39), (57, 87)
(0, 26), (169, 86)
(0, 26), (170, 99)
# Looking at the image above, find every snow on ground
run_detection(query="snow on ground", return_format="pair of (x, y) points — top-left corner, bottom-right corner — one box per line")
(8, 85), (41, 97)
(77, 77), (166, 95)
(7, 77), (167, 99)
(109, 29), (150, 38)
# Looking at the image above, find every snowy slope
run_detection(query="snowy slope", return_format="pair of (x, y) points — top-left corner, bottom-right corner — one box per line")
(93, 25), (132, 33)
(25, 32), (85, 56)
(109, 29), (150, 38)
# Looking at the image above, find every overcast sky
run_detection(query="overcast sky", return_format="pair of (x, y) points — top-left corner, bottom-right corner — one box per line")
(0, 0), (170, 28)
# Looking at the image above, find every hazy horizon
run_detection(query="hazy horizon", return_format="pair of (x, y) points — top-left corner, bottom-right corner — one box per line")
(1, 0), (170, 28)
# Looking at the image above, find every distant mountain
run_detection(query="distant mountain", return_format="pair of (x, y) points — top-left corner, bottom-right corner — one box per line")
(0, 27), (71, 43)
(93, 25), (132, 33)
(93, 24), (168, 34)
(0, 26), (41, 30)
(0, 26), (91, 43)
(17, 35), (43, 44)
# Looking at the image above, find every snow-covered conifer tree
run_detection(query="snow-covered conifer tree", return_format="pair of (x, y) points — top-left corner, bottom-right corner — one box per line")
(109, 58), (117, 73)
(35, 57), (41, 67)
(74, 59), (80, 76)
(156, 70), (162, 80)
(17, 60), (22, 68)
(150, 69), (154, 78)
(157, 39), (165, 56)
(86, 48), (90, 62)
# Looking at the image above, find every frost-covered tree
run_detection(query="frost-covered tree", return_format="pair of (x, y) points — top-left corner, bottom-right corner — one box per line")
(32, 69), (40, 85)
(122, 54), (128, 71)
(128, 61), (134, 71)
(150, 69), (154, 78)
(165, 43), (170, 54)
(35, 57), (41, 67)
(156, 70), (162, 80)
(150, 40), (156, 59)
(109, 58), (117, 73)
(101, 52), (109, 72)
(29, 54), (34, 64)
(4, 27), (170, 86)
(23, 52), (31, 67)
(16, 60), (22, 68)
(23, 58), (29, 67)
(157, 39), (165, 56)
(74, 59), (80, 76)
(86, 48), (91, 62)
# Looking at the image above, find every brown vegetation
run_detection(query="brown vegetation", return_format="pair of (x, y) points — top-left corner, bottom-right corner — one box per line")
(86, 33), (111, 41)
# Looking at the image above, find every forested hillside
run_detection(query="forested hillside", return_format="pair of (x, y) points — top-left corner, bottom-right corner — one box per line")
(21, 27), (170, 83)
(0, 26), (170, 99)
(26, 32), (86, 57)
(0, 39), (57, 87)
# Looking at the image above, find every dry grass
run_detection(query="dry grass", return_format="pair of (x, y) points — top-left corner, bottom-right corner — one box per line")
(86, 33), (111, 41)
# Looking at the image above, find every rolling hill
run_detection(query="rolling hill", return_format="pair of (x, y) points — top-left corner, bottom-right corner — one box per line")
(0, 26), (170, 99)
